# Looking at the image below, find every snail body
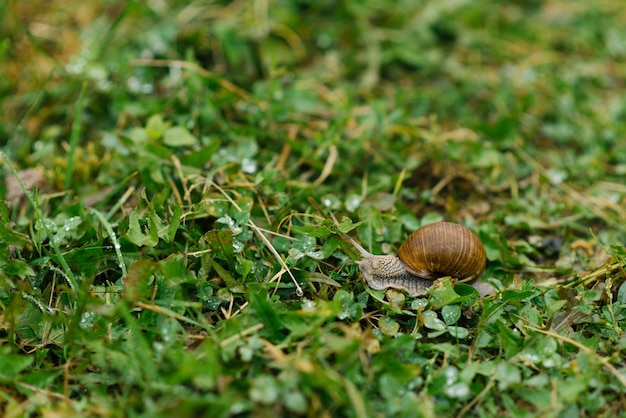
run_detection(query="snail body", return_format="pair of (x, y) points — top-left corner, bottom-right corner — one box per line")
(350, 222), (487, 296)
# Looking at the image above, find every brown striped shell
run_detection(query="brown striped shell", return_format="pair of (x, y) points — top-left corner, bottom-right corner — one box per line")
(397, 222), (486, 280)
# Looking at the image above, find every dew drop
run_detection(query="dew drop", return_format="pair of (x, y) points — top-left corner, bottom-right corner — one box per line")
(444, 366), (459, 385)
(288, 249), (305, 260)
(445, 382), (470, 399)
(305, 250), (324, 260)
(79, 311), (96, 329)
(301, 299), (316, 311)
(241, 157), (257, 174)
(232, 239), (244, 253)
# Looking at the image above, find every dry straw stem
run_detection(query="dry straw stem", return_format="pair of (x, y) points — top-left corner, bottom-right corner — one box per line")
(540, 259), (626, 289)
(135, 301), (201, 326)
(569, 259), (625, 289)
(314, 144), (338, 186)
(16, 381), (75, 406)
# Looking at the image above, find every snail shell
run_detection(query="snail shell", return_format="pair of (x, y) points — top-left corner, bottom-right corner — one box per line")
(352, 221), (487, 296)
(398, 222), (486, 280)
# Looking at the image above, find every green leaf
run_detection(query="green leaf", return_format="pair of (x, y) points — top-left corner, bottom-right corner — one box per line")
(159, 204), (181, 243)
(125, 127), (150, 144)
(160, 254), (193, 285)
(145, 114), (168, 139)
(428, 278), (462, 309)
(249, 375), (280, 405)
(3, 259), (35, 278)
(0, 201), (31, 246)
(446, 326), (469, 339)
(284, 391), (307, 414)
(123, 259), (157, 302)
(495, 363), (521, 390)
(62, 244), (105, 279)
(210, 260), (241, 291)
(497, 322), (524, 359)
(338, 216), (361, 234)
(0, 354), (33, 377)
(501, 288), (537, 303)
(617, 281), (626, 305)
(453, 283), (479, 306)
(272, 235), (291, 252)
(144, 142), (172, 159)
(357, 206), (383, 250)
(557, 376), (588, 403)
(238, 258), (254, 280)
(127, 209), (159, 247)
(379, 316), (400, 336)
(21, 369), (63, 389)
(191, 340), (221, 390)
(246, 286), (284, 342)
(163, 126), (198, 147)
(441, 304), (461, 325)
(179, 139), (221, 167)
(423, 312), (446, 331)
(16, 302), (45, 341)
(205, 230), (235, 261)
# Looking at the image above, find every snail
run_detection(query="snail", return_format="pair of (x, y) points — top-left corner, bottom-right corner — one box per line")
(343, 221), (488, 296)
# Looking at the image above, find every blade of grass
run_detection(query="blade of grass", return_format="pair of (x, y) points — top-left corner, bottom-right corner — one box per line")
(104, 182), (136, 219)
(136, 302), (202, 327)
(117, 302), (158, 383)
(65, 82), (87, 191)
(94, 0), (138, 61)
(91, 207), (128, 279)
(6, 67), (55, 155)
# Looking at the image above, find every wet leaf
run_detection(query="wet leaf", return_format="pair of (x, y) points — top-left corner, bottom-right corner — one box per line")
(423, 312), (446, 331)
(379, 316), (400, 336)
(441, 304), (461, 325)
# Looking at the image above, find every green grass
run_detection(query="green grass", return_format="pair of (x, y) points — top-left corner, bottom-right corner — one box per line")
(2, 0), (626, 417)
